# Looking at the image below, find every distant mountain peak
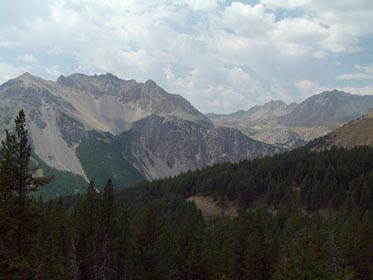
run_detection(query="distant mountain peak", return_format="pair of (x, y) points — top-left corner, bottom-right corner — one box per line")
(144, 79), (158, 87)
(264, 99), (287, 106)
(16, 72), (45, 83)
(318, 89), (351, 97)
(19, 71), (34, 78)
(262, 99), (289, 109)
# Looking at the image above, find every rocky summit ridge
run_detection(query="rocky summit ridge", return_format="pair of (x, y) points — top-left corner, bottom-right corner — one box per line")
(209, 90), (373, 147)
(0, 72), (279, 189)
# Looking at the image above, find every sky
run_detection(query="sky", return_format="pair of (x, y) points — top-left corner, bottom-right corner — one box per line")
(1, 0), (373, 114)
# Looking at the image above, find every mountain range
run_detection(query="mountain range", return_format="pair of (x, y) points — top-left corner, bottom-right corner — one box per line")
(208, 90), (373, 148)
(0, 72), (372, 197)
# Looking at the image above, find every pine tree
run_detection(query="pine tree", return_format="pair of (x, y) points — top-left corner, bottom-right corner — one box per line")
(0, 110), (52, 278)
(244, 211), (272, 280)
(99, 178), (116, 278)
(234, 207), (248, 280)
(102, 178), (115, 242)
(137, 201), (160, 279)
(115, 208), (141, 279)
(86, 180), (100, 279)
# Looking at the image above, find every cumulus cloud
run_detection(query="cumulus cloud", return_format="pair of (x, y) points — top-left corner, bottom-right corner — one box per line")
(17, 54), (40, 68)
(46, 65), (63, 76)
(336, 64), (373, 80)
(0, 63), (30, 84)
(337, 86), (373, 96)
(295, 79), (328, 99)
(0, 0), (372, 113)
(222, 3), (275, 37)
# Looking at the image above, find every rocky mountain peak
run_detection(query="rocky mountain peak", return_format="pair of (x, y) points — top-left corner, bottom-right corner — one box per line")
(314, 89), (351, 101)
(11, 72), (48, 87)
(144, 79), (158, 88)
(0, 72), (215, 179)
(263, 99), (288, 109)
(123, 114), (279, 179)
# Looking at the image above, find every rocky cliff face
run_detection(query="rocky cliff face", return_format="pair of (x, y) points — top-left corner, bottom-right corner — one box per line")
(120, 115), (280, 179)
(0, 72), (275, 185)
(0, 72), (211, 180)
(208, 90), (373, 145)
(0, 73), (88, 178)
(57, 73), (212, 132)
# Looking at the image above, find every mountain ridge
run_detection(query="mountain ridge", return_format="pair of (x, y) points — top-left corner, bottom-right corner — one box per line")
(0, 72), (280, 197)
(120, 114), (280, 179)
(208, 90), (373, 145)
(1, 72), (372, 197)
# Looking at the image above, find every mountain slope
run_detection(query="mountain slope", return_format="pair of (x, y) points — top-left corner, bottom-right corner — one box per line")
(76, 132), (144, 189)
(0, 72), (279, 190)
(120, 114), (281, 179)
(56, 73), (212, 132)
(310, 108), (373, 150)
(0, 72), (212, 181)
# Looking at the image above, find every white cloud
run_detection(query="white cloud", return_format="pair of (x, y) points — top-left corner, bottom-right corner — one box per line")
(260, 0), (310, 10)
(180, 0), (219, 11)
(0, 1), (372, 113)
(336, 73), (373, 80)
(337, 86), (373, 96)
(295, 79), (328, 98)
(336, 63), (373, 80)
(355, 64), (373, 75)
(222, 3), (275, 36)
(46, 65), (63, 76)
(164, 63), (269, 113)
(0, 63), (30, 84)
(17, 54), (40, 68)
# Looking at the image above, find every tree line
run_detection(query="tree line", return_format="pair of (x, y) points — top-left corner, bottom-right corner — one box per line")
(0, 111), (372, 279)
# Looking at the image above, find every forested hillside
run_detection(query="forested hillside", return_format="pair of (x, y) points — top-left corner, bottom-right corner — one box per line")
(1, 112), (373, 279)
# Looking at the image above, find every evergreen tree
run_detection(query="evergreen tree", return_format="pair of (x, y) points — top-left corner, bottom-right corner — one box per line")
(0, 110), (52, 278)
(99, 178), (116, 279)
(102, 178), (115, 242)
(244, 211), (273, 280)
(234, 207), (248, 280)
(137, 201), (160, 279)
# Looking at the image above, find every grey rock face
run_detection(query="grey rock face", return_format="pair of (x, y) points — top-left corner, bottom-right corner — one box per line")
(0, 72), (213, 179)
(56, 112), (87, 146)
(0, 72), (223, 182)
(0, 73), (87, 178)
(121, 115), (280, 180)
(57, 73), (212, 128)
(29, 109), (47, 129)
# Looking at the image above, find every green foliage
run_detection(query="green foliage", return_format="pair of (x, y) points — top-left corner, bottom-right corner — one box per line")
(32, 153), (87, 200)
(134, 146), (373, 213)
(76, 137), (144, 190)
(0, 110), (53, 278)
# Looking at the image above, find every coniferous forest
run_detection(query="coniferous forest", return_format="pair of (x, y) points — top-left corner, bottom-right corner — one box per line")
(1, 111), (373, 280)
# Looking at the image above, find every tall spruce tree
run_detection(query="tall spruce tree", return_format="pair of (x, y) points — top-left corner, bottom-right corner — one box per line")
(0, 110), (52, 278)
